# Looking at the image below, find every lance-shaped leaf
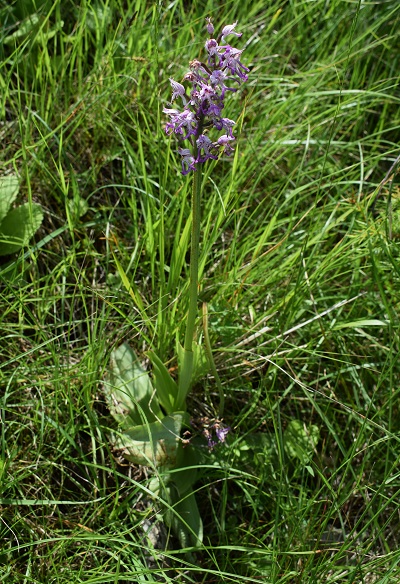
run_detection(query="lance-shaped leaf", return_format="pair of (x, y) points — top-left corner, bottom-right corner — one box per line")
(147, 350), (178, 414)
(104, 343), (163, 427)
(176, 340), (209, 410)
(112, 412), (189, 467)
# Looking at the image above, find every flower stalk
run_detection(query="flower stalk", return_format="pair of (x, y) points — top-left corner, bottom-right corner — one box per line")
(183, 116), (204, 355)
(163, 18), (248, 410)
(175, 142), (201, 408)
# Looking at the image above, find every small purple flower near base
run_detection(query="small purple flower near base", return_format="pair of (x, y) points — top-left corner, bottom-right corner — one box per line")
(207, 421), (230, 450)
(163, 18), (248, 174)
(191, 416), (231, 450)
(215, 426), (230, 443)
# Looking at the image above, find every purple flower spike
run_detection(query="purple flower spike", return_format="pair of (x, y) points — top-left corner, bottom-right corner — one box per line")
(163, 18), (248, 174)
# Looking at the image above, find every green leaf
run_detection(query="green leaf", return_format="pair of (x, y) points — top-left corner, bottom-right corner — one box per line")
(283, 420), (319, 465)
(3, 14), (41, 44)
(334, 319), (388, 329)
(0, 203), (43, 256)
(104, 343), (162, 427)
(170, 444), (200, 495)
(147, 350), (178, 414)
(165, 485), (203, 549)
(176, 341), (193, 410)
(67, 196), (89, 219)
(0, 175), (19, 224)
(113, 412), (188, 467)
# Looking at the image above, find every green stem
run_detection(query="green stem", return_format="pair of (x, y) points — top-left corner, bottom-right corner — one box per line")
(177, 121), (204, 409)
(184, 163), (202, 353)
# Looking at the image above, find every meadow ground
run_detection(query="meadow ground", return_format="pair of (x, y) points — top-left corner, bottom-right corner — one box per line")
(1, 1), (400, 582)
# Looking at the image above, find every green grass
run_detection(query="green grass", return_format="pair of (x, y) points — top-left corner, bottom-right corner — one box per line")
(1, 0), (400, 581)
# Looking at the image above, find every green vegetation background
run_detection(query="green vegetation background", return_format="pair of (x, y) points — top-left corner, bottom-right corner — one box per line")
(1, 0), (400, 582)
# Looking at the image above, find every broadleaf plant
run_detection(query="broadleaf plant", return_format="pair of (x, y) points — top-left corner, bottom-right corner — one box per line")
(0, 174), (43, 256)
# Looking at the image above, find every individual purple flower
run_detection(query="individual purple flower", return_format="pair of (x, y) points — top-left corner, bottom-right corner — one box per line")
(209, 69), (237, 99)
(191, 416), (231, 450)
(169, 78), (187, 105)
(217, 134), (235, 156)
(215, 426), (230, 443)
(163, 108), (197, 140)
(220, 22), (242, 42)
(163, 17), (248, 174)
(205, 38), (219, 59)
(220, 47), (249, 82)
(178, 147), (196, 175)
(208, 421), (230, 449)
(196, 134), (218, 163)
(217, 117), (236, 137)
(163, 107), (180, 130)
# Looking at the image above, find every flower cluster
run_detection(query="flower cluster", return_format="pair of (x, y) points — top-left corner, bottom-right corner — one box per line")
(163, 18), (248, 174)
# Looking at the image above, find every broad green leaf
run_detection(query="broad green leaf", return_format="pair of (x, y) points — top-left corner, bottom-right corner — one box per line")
(113, 412), (188, 467)
(283, 420), (319, 465)
(165, 485), (203, 549)
(0, 175), (19, 224)
(67, 196), (89, 219)
(170, 444), (200, 495)
(147, 350), (178, 414)
(0, 203), (43, 256)
(104, 343), (162, 427)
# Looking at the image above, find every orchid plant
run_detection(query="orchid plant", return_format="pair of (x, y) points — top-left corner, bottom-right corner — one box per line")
(103, 18), (248, 550)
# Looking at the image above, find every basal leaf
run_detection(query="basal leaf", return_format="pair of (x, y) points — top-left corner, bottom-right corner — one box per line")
(104, 343), (162, 427)
(113, 412), (188, 467)
(0, 203), (43, 256)
(165, 484), (203, 549)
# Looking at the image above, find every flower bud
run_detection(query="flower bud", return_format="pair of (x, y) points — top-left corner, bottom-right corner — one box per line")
(205, 17), (214, 35)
